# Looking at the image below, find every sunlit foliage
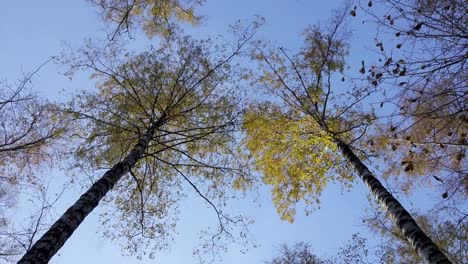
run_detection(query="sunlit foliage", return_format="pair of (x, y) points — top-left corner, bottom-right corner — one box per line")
(242, 10), (358, 223)
(243, 104), (349, 222)
(91, 0), (204, 39)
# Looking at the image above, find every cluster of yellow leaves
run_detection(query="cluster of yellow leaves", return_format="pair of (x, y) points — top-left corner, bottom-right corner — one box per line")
(243, 103), (352, 222)
(92, 0), (202, 38)
(142, 0), (200, 38)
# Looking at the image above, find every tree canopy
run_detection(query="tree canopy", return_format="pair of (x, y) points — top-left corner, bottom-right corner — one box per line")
(91, 0), (204, 39)
(2, 0), (465, 263)
(66, 36), (251, 256)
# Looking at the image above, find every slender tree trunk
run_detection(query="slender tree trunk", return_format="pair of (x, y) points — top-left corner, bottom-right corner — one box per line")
(332, 137), (451, 264)
(18, 114), (166, 264)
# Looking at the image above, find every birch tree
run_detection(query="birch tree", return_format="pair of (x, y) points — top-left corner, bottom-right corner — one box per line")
(18, 34), (252, 263)
(364, 210), (467, 263)
(242, 8), (450, 263)
(354, 0), (467, 205)
(349, 1), (467, 255)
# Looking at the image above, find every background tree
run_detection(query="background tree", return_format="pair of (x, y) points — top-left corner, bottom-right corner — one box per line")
(0, 62), (64, 207)
(90, 0), (204, 40)
(264, 242), (329, 264)
(363, 209), (467, 263)
(349, 2), (467, 261)
(18, 33), (254, 263)
(242, 7), (450, 263)
(263, 222), (463, 263)
(354, 0), (467, 209)
(0, 62), (68, 262)
(264, 237), (391, 264)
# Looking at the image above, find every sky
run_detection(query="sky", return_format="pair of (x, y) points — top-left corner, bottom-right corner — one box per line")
(0, 1), (444, 263)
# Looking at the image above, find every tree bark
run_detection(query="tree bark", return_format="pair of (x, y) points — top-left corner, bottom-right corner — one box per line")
(18, 114), (166, 264)
(333, 137), (451, 264)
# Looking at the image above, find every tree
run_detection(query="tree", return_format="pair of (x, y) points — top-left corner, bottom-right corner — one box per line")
(349, 1), (467, 253)
(265, 242), (329, 264)
(0, 62), (68, 262)
(354, 0), (467, 209)
(359, 0), (466, 85)
(0, 61), (64, 205)
(243, 8), (450, 263)
(363, 210), (467, 263)
(0, 183), (69, 263)
(264, 238), (391, 264)
(331, 233), (392, 264)
(18, 34), (253, 263)
(90, 0), (204, 40)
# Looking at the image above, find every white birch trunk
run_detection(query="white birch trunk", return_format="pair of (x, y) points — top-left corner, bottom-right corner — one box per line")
(333, 137), (451, 264)
(18, 115), (165, 264)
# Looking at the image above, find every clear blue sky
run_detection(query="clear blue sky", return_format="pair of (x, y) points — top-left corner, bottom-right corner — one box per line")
(1, 1), (440, 263)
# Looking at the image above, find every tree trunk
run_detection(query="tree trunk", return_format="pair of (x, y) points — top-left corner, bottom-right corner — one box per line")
(18, 114), (165, 264)
(333, 137), (451, 264)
